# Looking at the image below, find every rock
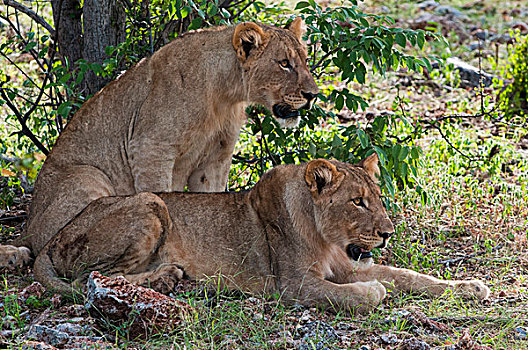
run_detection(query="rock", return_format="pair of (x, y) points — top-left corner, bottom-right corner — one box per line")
(19, 282), (46, 302)
(20, 341), (58, 350)
(512, 21), (528, 33)
(25, 325), (75, 347)
(416, 0), (439, 10)
(514, 326), (528, 340)
(400, 337), (431, 350)
(409, 13), (469, 42)
(435, 5), (468, 20)
(25, 323), (106, 348)
(446, 57), (495, 88)
(85, 271), (193, 339)
(380, 332), (399, 344)
(467, 41), (482, 51)
(296, 321), (338, 350)
(473, 30), (489, 41)
(299, 309), (313, 323)
(489, 33), (513, 44)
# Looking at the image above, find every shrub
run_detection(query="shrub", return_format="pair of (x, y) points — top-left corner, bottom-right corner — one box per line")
(499, 31), (528, 123)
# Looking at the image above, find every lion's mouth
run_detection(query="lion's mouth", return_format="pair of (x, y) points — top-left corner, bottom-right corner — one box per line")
(272, 104), (300, 120)
(346, 244), (372, 261)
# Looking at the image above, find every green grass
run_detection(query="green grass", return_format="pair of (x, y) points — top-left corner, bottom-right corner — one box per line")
(2, 0), (528, 348)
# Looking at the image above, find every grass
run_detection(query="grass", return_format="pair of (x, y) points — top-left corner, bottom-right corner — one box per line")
(1, 0), (528, 348)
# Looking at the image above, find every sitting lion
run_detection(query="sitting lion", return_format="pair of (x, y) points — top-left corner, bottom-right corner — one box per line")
(13, 17), (317, 257)
(33, 155), (489, 312)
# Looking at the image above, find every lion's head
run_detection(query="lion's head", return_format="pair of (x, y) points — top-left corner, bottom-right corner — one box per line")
(304, 155), (395, 261)
(232, 18), (319, 128)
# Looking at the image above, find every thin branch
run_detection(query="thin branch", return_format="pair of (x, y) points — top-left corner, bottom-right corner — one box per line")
(230, 0), (256, 21)
(310, 47), (340, 73)
(0, 86), (50, 155)
(1, 14), (50, 75)
(3, 0), (55, 36)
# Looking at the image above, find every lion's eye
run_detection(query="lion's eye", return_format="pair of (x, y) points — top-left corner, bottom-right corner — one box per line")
(279, 59), (291, 70)
(351, 197), (366, 208)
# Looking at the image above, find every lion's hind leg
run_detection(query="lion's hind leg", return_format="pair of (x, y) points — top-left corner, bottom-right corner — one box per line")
(34, 192), (177, 293)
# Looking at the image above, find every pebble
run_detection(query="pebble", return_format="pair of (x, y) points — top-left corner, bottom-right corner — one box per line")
(400, 337), (431, 350)
(514, 326), (528, 340)
(296, 321), (338, 350)
(435, 5), (467, 19)
(416, 0), (439, 9)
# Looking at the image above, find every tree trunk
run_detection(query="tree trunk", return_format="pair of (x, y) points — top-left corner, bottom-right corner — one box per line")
(51, 0), (83, 69)
(82, 0), (126, 95)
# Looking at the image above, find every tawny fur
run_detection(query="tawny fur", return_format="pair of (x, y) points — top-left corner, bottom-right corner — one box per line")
(31, 156), (489, 313)
(16, 18), (318, 254)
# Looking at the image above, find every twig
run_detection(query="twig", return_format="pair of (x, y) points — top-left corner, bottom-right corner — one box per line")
(439, 244), (503, 266)
(430, 316), (528, 324)
(0, 215), (27, 223)
(0, 87), (50, 155)
(0, 326), (29, 338)
(230, 0), (256, 21)
(310, 47), (340, 74)
(252, 115), (278, 167)
(3, 0), (55, 36)
(432, 123), (482, 161)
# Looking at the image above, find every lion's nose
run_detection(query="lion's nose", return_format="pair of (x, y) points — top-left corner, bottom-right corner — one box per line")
(378, 231), (394, 239)
(301, 91), (317, 103)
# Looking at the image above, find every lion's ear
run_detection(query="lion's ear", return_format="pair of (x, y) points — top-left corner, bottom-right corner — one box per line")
(285, 17), (305, 41)
(232, 22), (269, 62)
(359, 153), (380, 183)
(305, 159), (344, 195)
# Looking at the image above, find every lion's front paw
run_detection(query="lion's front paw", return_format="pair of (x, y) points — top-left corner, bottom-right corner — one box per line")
(455, 280), (490, 300)
(148, 263), (185, 294)
(0, 245), (32, 270)
(353, 280), (386, 312)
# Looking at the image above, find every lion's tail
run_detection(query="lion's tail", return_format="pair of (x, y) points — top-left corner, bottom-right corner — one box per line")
(33, 250), (76, 295)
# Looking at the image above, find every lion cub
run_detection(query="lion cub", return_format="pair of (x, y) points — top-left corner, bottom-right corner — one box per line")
(33, 155), (489, 312)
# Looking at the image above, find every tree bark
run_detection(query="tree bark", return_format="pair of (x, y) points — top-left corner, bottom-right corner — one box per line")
(82, 0), (126, 95)
(51, 0), (83, 69)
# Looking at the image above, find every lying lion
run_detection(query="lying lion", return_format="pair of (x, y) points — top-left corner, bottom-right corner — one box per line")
(33, 155), (489, 312)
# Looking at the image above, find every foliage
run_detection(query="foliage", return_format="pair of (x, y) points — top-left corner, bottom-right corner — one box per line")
(498, 31), (528, 123)
(229, 0), (443, 206)
(0, 0), (441, 207)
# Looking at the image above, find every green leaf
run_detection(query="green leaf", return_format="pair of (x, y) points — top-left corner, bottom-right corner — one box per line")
(188, 18), (203, 30)
(331, 134), (342, 148)
(58, 73), (71, 84)
(355, 62), (366, 84)
(391, 144), (401, 160)
(373, 146), (387, 166)
(398, 146), (409, 161)
(384, 175), (395, 197)
(401, 162), (408, 179)
(356, 128), (369, 148)
(335, 94), (344, 111)
(295, 1), (310, 9)
(411, 147), (421, 159)
(309, 142), (317, 156)
(395, 32), (406, 48)
(417, 31), (425, 49)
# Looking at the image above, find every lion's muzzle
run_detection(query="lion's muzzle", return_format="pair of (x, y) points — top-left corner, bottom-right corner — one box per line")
(272, 104), (300, 120)
(346, 244), (372, 261)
